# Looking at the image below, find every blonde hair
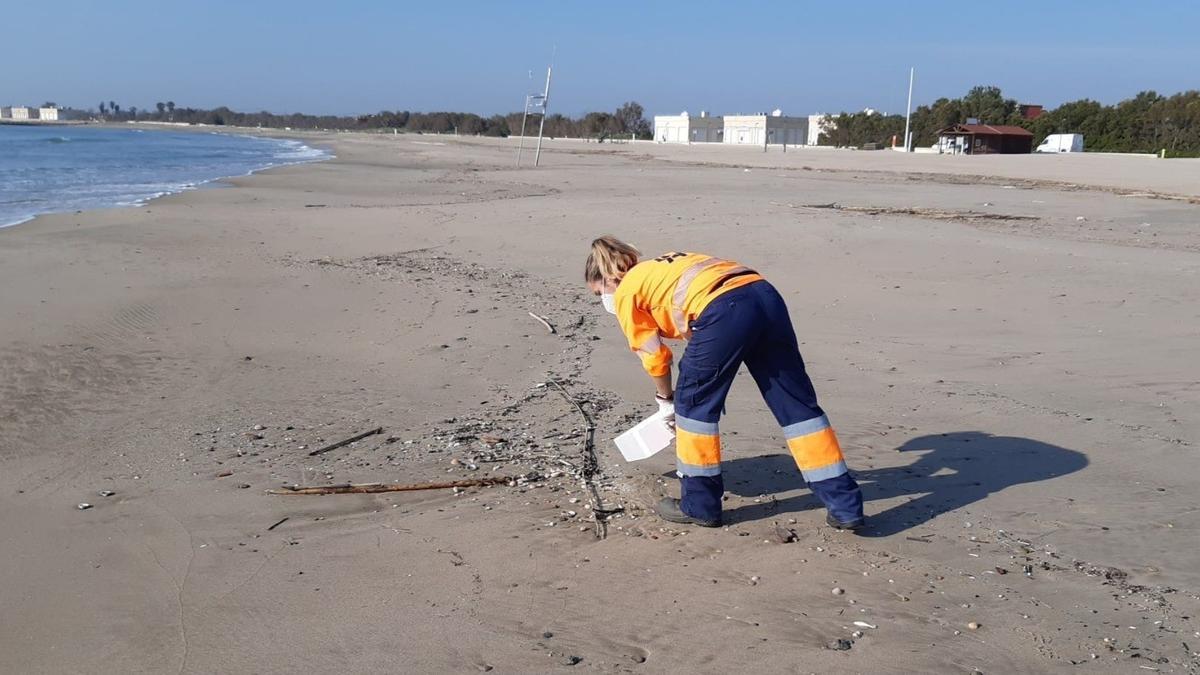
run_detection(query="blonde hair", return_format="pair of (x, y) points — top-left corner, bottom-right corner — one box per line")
(585, 235), (640, 284)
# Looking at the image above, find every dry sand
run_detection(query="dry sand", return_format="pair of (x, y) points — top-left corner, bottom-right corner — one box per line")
(2, 134), (1199, 673)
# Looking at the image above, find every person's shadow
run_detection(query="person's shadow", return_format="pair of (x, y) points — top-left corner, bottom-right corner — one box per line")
(710, 431), (1088, 536)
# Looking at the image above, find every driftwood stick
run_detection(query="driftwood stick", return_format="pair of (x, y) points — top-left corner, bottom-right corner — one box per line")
(802, 203), (1037, 222)
(267, 476), (509, 495)
(307, 427), (383, 456)
(546, 378), (609, 539)
(528, 311), (556, 334)
(547, 379), (593, 430)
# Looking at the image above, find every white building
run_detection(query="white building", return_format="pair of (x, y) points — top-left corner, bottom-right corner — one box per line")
(39, 107), (60, 121)
(806, 114), (833, 145)
(654, 111), (723, 143)
(0, 108), (9, 119)
(8, 107), (36, 121)
(723, 110), (808, 146)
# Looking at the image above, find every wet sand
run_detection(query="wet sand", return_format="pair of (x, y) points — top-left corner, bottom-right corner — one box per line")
(2, 134), (1198, 673)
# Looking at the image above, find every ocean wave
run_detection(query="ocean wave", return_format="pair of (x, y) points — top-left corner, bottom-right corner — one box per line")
(0, 197), (49, 205)
(273, 141), (328, 161)
(42, 135), (109, 144)
(116, 188), (184, 207)
(1, 127), (330, 229)
(0, 214), (36, 229)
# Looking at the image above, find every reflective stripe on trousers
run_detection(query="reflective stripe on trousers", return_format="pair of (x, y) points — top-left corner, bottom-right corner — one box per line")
(675, 414), (721, 476)
(783, 414), (849, 483)
(676, 412), (848, 484)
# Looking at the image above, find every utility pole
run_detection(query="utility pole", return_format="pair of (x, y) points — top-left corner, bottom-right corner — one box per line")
(903, 67), (915, 152)
(533, 65), (552, 167)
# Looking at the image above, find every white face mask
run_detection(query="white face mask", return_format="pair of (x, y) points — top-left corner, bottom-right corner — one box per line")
(600, 293), (617, 315)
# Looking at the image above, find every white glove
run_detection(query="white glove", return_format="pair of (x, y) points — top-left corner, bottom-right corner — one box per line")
(656, 394), (676, 429)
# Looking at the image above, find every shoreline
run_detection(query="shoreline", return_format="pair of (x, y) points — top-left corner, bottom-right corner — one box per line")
(2, 132), (1198, 672)
(0, 124), (335, 229)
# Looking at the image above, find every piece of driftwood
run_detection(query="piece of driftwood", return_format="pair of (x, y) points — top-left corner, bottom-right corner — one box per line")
(267, 517), (289, 531)
(266, 476), (510, 495)
(528, 312), (556, 334)
(546, 379), (612, 539)
(307, 427), (383, 456)
(803, 202), (1037, 222)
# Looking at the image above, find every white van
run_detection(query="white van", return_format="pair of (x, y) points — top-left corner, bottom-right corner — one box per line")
(1036, 133), (1084, 153)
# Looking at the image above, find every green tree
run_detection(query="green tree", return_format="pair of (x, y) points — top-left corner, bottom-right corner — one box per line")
(505, 112), (530, 136)
(908, 98), (965, 147)
(543, 113), (576, 138)
(614, 101), (651, 138)
(582, 111), (617, 140)
(820, 110), (905, 147)
(483, 114), (509, 137)
(960, 85), (1019, 124)
(1030, 99), (1104, 145)
(378, 110), (408, 129)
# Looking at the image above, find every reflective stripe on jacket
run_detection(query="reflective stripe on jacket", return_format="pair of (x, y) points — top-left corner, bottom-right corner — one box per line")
(612, 252), (762, 376)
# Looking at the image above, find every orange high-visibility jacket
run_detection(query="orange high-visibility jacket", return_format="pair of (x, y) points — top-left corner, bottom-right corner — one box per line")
(613, 252), (763, 376)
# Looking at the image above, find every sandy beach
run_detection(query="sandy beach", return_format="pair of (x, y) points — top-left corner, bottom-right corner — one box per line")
(2, 133), (1198, 673)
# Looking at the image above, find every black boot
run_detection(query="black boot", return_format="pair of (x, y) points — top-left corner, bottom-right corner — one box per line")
(826, 511), (865, 531)
(657, 497), (721, 528)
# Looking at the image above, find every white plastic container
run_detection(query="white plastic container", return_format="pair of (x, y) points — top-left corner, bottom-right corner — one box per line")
(613, 410), (675, 462)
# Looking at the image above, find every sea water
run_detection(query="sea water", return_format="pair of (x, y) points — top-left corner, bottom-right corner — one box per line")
(0, 125), (329, 227)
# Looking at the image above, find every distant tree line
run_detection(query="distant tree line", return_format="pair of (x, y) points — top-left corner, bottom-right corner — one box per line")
(58, 99), (652, 140)
(503, 102), (652, 141)
(48, 88), (1199, 156)
(820, 86), (1200, 156)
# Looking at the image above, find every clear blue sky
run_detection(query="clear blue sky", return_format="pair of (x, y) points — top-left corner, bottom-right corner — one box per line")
(4, 0), (1198, 117)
